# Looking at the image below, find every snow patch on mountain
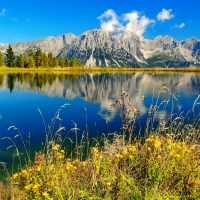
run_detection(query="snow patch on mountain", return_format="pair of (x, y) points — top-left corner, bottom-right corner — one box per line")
(85, 48), (96, 67)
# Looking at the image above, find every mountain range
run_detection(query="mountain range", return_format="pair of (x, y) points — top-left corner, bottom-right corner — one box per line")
(0, 29), (200, 68)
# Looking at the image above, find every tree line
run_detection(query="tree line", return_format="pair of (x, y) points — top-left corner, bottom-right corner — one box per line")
(2, 73), (81, 93)
(0, 44), (84, 68)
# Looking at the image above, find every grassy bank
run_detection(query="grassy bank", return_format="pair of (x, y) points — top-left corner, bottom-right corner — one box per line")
(1, 133), (200, 199)
(1, 66), (200, 73)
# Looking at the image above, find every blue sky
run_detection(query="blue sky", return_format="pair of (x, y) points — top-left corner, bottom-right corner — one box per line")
(0, 0), (200, 43)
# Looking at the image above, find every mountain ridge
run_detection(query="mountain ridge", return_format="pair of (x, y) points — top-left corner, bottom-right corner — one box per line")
(0, 29), (200, 68)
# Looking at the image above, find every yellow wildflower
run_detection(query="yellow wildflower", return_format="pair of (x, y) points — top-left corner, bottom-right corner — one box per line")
(175, 154), (180, 158)
(52, 144), (60, 151)
(107, 182), (111, 186)
(116, 154), (123, 158)
(56, 152), (64, 159)
(32, 184), (40, 191)
(146, 138), (153, 142)
(22, 170), (28, 175)
(92, 147), (98, 154)
(37, 165), (41, 172)
(42, 191), (49, 197)
(176, 143), (181, 149)
(148, 147), (151, 151)
(129, 155), (134, 159)
(157, 155), (161, 159)
(154, 140), (161, 148)
(13, 173), (18, 179)
(169, 150), (175, 157)
(24, 184), (32, 190)
(82, 161), (87, 166)
(167, 139), (172, 144)
(122, 149), (128, 156)
(49, 164), (55, 170)
(66, 162), (74, 170)
(72, 159), (79, 164)
(128, 145), (137, 152)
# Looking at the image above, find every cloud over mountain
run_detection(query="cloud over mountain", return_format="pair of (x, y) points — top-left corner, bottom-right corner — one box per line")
(98, 9), (155, 38)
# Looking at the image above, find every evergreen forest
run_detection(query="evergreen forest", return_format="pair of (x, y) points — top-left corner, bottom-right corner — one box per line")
(0, 44), (84, 68)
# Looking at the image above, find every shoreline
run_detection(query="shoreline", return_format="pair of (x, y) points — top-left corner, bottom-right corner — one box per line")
(0, 66), (200, 73)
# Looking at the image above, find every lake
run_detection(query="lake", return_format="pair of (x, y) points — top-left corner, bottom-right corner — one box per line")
(0, 72), (200, 178)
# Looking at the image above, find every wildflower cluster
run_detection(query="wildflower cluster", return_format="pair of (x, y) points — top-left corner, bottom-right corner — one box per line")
(10, 134), (200, 199)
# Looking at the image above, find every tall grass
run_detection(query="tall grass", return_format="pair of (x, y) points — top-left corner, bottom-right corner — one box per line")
(0, 81), (200, 199)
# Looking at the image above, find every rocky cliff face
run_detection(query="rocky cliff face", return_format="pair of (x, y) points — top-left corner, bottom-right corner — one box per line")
(0, 29), (200, 68)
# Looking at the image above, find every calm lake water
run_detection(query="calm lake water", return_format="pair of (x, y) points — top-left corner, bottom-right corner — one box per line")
(0, 72), (200, 178)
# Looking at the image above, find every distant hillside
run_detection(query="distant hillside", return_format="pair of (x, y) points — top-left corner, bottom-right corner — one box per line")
(0, 29), (200, 68)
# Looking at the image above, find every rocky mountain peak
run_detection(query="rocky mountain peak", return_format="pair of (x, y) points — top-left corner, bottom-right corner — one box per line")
(0, 29), (200, 68)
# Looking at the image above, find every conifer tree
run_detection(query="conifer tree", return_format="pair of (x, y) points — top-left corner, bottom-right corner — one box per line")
(29, 48), (34, 58)
(23, 53), (29, 68)
(64, 56), (69, 67)
(35, 48), (43, 67)
(76, 59), (84, 67)
(5, 44), (15, 67)
(16, 53), (24, 68)
(58, 55), (64, 67)
(52, 57), (58, 67)
(48, 52), (54, 67)
(28, 56), (35, 68)
(70, 56), (77, 67)
(0, 52), (4, 67)
(42, 53), (49, 68)
(48, 52), (57, 67)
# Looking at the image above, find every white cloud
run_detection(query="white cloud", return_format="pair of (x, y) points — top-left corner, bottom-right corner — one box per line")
(98, 9), (122, 33)
(123, 11), (155, 38)
(178, 23), (185, 28)
(157, 8), (174, 21)
(174, 22), (185, 29)
(0, 8), (8, 16)
(98, 9), (155, 38)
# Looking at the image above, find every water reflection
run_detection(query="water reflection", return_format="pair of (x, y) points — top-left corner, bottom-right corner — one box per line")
(1, 72), (200, 116)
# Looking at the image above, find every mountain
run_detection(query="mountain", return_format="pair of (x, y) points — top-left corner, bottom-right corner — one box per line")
(0, 29), (200, 68)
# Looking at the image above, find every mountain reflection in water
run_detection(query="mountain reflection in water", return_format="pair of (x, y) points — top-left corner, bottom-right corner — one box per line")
(0, 72), (200, 178)
(0, 72), (200, 122)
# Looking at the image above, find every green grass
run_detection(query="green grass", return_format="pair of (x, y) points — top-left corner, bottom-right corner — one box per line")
(1, 66), (200, 73)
